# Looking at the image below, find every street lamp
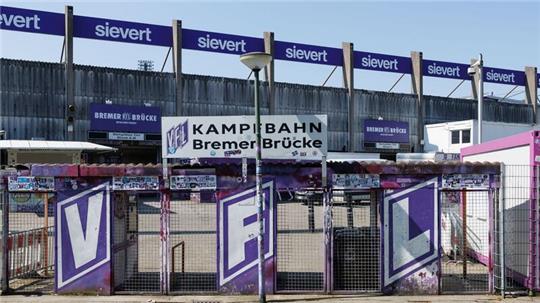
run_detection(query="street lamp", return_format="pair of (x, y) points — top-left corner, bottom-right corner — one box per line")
(239, 52), (272, 303)
(468, 54), (483, 144)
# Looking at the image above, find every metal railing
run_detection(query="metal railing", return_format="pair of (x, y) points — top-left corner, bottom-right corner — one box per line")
(8, 226), (53, 279)
(171, 241), (185, 274)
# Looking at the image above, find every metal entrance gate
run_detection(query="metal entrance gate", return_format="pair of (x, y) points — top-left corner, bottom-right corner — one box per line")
(331, 189), (380, 292)
(276, 188), (325, 292)
(6, 192), (54, 293)
(169, 189), (217, 293)
(113, 192), (161, 293)
(440, 190), (490, 293)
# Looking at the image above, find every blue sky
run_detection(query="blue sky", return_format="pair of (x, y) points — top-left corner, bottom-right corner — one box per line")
(1, 0), (539, 98)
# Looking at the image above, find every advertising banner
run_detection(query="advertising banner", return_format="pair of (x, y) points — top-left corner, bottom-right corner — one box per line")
(274, 41), (342, 66)
(354, 51), (411, 74)
(162, 115), (328, 160)
(363, 119), (409, 143)
(89, 103), (161, 133)
(423, 59), (469, 80)
(483, 67), (525, 86)
(183, 28), (264, 54)
(73, 15), (171, 46)
(0, 6), (64, 36)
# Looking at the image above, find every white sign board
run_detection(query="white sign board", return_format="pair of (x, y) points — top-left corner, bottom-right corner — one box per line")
(332, 174), (380, 189)
(161, 115), (327, 160)
(108, 132), (144, 141)
(170, 175), (217, 190)
(112, 176), (159, 191)
(442, 174), (489, 189)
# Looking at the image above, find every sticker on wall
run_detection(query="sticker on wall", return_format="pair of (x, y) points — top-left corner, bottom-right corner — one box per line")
(56, 183), (110, 293)
(112, 176), (159, 191)
(170, 175), (217, 190)
(8, 176), (55, 192)
(218, 181), (276, 293)
(332, 174), (380, 189)
(383, 178), (439, 288)
(442, 174), (489, 189)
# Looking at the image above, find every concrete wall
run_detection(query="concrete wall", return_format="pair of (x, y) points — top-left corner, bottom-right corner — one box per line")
(0, 58), (534, 151)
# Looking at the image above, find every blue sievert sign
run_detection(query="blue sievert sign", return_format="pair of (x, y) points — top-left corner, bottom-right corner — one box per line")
(1, 6), (537, 86)
(74, 15), (172, 46)
(423, 59), (469, 80)
(274, 41), (342, 66)
(183, 29), (264, 54)
(483, 67), (525, 86)
(0, 6), (63, 36)
(354, 51), (411, 74)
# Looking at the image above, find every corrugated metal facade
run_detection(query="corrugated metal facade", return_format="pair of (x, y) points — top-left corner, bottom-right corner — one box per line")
(0, 58), (534, 151)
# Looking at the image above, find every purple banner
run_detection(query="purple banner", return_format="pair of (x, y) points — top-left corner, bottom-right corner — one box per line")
(484, 67), (525, 86)
(423, 59), (469, 80)
(274, 41), (342, 66)
(89, 103), (161, 133)
(364, 119), (409, 143)
(382, 178), (439, 294)
(354, 51), (411, 74)
(183, 28), (264, 54)
(55, 184), (111, 294)
(0, 6), (63, 36)
(74, 15), (171, 46)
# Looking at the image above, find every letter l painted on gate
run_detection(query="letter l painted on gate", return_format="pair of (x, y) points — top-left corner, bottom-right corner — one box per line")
(392, 197), (430, 269)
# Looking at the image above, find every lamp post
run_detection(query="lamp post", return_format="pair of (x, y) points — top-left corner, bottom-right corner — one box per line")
(239, 52), (272, 303)
(469, 54), (483, 144)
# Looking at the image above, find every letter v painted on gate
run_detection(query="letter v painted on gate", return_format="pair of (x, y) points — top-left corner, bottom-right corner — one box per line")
(64, 191), (103, 268)
(392, 197), (430, 269)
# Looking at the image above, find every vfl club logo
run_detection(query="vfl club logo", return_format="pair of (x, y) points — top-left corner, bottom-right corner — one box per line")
(56, 184), (110, 290)
(167, 120), (189, 154)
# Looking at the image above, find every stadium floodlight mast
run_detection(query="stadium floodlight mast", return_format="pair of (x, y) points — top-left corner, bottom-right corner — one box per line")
(239, 52), (272, 303)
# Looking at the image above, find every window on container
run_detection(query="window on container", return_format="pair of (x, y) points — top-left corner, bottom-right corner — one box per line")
(451, 130), (460, 144)
(462, 129), (471, 143)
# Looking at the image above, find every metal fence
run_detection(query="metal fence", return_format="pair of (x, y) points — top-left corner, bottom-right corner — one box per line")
(169, 190), (217, 293)
(113, 192), (161, 293)
(331, 189), (379, 292)
(440, 190), (490, 293)
(494, 165), (537, 296)
(276, 188), (325, 292)
(7, 192), (54, 293)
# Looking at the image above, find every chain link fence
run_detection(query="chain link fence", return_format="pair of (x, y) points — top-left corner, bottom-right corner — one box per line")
(494, 165), (536, 296)
(440, 190), (490, 293)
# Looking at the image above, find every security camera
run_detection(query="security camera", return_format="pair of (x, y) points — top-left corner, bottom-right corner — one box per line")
(467, 67), (476, 76)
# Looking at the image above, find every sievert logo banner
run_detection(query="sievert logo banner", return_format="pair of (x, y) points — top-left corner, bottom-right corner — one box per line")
(183, 28), (264, 54)
(483, 67), (525, 86)
(354, 51), (411, 74)
(274, 41), (342, 66)
(423, 59), (469, 80)
(56, 184), (110, 292)
(74, 15), (171, 46)
(161, 115), (328, 160)
(0, 6), (63, 36)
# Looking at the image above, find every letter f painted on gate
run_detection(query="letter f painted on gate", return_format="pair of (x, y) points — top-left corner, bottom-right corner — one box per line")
(65, 191), (103, 268)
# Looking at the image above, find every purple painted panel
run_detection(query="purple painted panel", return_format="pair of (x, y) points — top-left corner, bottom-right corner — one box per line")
(217, 180), (276, 294)
(89, 103), (161, 133)
(382, 178), (439, 294)
(55, 183), (111, 294)
(364, 119), (409, 143)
